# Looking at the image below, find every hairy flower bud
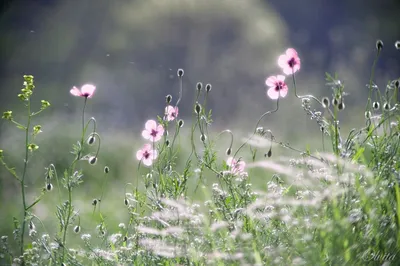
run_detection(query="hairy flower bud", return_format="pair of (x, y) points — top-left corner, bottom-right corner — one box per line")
(376, 40), (383, 51)
(322, 97), (330, 108)
(205, 83), (212, 93)
(92, 199), (98, 206)
(332, 98), (339, 106)
(383, 102), (390, 111)
(177, 68), (184, 77)
(178, 119), (184, 128)
(89, 156), (97, 165)
(46, 183), (53, 191)
(166, 94), (172, 104)
(372, 101), (380, 110)
(395, 40), (400, 50)
(338, 102), (345, 110)
(195, 103), (202, 115)
(74, 225), (81, 233)
(104, 166), (109, 174)
(226, 148), (232, 156)
(87, 135), (96, 145)
(196, 82), (203, 91)
(200, 134), (207, 142)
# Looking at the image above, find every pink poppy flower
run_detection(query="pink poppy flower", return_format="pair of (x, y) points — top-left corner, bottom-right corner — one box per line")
(266, 75), (288, 100)
(278, 48), (301, 75)
(70, 84), (96, 98)
(142, 120), (165, 142)
(136, 143), (158, 166)
(165, 105), (179, 121)
(226, 157), (246, 175)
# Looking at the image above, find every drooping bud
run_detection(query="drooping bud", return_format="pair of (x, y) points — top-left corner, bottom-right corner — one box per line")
(178, 119), (184, 128)
(74, 225), (81, 233)
(87, 135), (96, 145)
(196, 82), (203, 91)
(226, 148), (232, 156)
(372, 101), (380, 110)
(376, 40), (383, 51)
(395, 41), (400, 50)
(200, 134), (207, 142)
(205, 83), (212, 93)
(46, 183), (53, 191)
(177, 68), (184, 77)
(383, 102), (390, 111)
(338, 102), (345, 110)
(332, 98), (339, 106)
(195, 103), (202, 115)
(322, 97), (330, 108)
(88, 156), (97, 165)
(92, 199), (98, 206)
(166, 94), (172, 104)
(104, 166), (109, 174)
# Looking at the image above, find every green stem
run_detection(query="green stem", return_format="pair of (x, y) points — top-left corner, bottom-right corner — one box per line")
(20, 99), (31, 257)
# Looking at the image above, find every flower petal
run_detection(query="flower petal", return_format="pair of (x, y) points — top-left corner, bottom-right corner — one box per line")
(143, 158), (153, 166)
(136, 150), (144, 160)
(276, 75), (286, 82)
(279, 85), (288, 98)
(145, 120), (157, 131)
(70, 87), (83, 97)
(265, 76), (277, 87)
(267, 87), (279, 100)
(278, 54), (288, 69)
(142, 130), (151, 140)
(81, 84), (96, 98)
(286, 48), (298, 58)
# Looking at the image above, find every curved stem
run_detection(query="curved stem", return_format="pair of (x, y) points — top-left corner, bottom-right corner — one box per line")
(233, 97), (280, 160)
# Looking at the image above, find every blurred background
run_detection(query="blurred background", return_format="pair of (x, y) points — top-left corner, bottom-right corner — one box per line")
(0, 0), (399, 248)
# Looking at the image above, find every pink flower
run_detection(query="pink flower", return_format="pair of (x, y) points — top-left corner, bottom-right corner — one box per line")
(226, 157), (246, 175)
(266, 75), (288, 100)
(142, 120), (165, 142)
(136, 143), (158, 166)
(165, 105), (179, 121)
(70, 84), (96, 98)
(278, 48), (301, 75)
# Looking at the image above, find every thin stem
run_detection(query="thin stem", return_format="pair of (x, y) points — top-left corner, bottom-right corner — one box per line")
(366, 50), (381, 112)
(233, 97), (280, 160)
(20, 98), (31, 257)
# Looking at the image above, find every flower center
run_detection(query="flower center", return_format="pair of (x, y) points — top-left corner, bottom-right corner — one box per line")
(288, 58), (296, 68)
(150, 129), (158, 137)
(143, 151), (150, 159)
(275, 82), (283, 91)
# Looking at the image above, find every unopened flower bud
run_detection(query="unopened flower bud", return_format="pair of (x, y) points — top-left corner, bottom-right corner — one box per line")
(124, 198), (129, 206)
(322, 97), (330, 108)
(395, 40), (400, 50)
(46, 183), (53, 191)
(166, 94), (172, 104)
(92, 199), (98, 206)
(226, 148), (231, 156)
(395, 80), (400, 89)
(165, 139), (170, 147)
(200, 134), (207, 142)
(178, 119), (184, 128)
(372, 101), (380, 110)
(338, 102), (345, 110)
(332, 98), (339, 106)
(266, 149), (272, 158)
(205, 83), (212, 93)
(29, 221), (35, 230)
(87, 135), (96, 145)
(104, 166), (109, 174)
(196, 82), (203, 91)
(383, 102), (390, 111)
(177, 68), (184, 77)
(376, 40), (383, 51)
(89, 156), (97, 165)
(365, 111), (371, 119)
(195, 103), (202, 114)
(74, 225), (81, 233)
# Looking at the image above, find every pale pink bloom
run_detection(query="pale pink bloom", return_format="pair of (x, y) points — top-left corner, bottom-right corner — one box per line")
(142, 120), (165, 142)
(278, 48), (301, 75)
(136, 143), (158, 166)
(165, 105), (179, 121)
(70, 84), (96, 98)
(266, 75), (288, 100)
(226, 157), (246, 175)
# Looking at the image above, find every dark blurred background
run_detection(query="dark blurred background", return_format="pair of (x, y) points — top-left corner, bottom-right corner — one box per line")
(0, 0), (399, 244)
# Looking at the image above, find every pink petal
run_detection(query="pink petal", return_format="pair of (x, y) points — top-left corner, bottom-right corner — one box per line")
(145, 120), (157, 131)
(280, 85), (288, 98)
(143, 143), (152, 151)
(157, 125), (165, 135)
(265, 76), (277, 87)
(81, 84), (96, 98)
(226, 157), (234, 166)
(282, 66), (293, 75)
(286, 48), (298, 58)
(142, 130), (151, 140)
(70, 87), (83, 97)
(136, 150), (144, 160)
(278, 54), (288, 69)
(276, 75), (286, 82)
(151, 150), (158, 160)
(143, 158), (153, 166)
(153, 135), (162, 142)
(267, 87), (280, 100)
